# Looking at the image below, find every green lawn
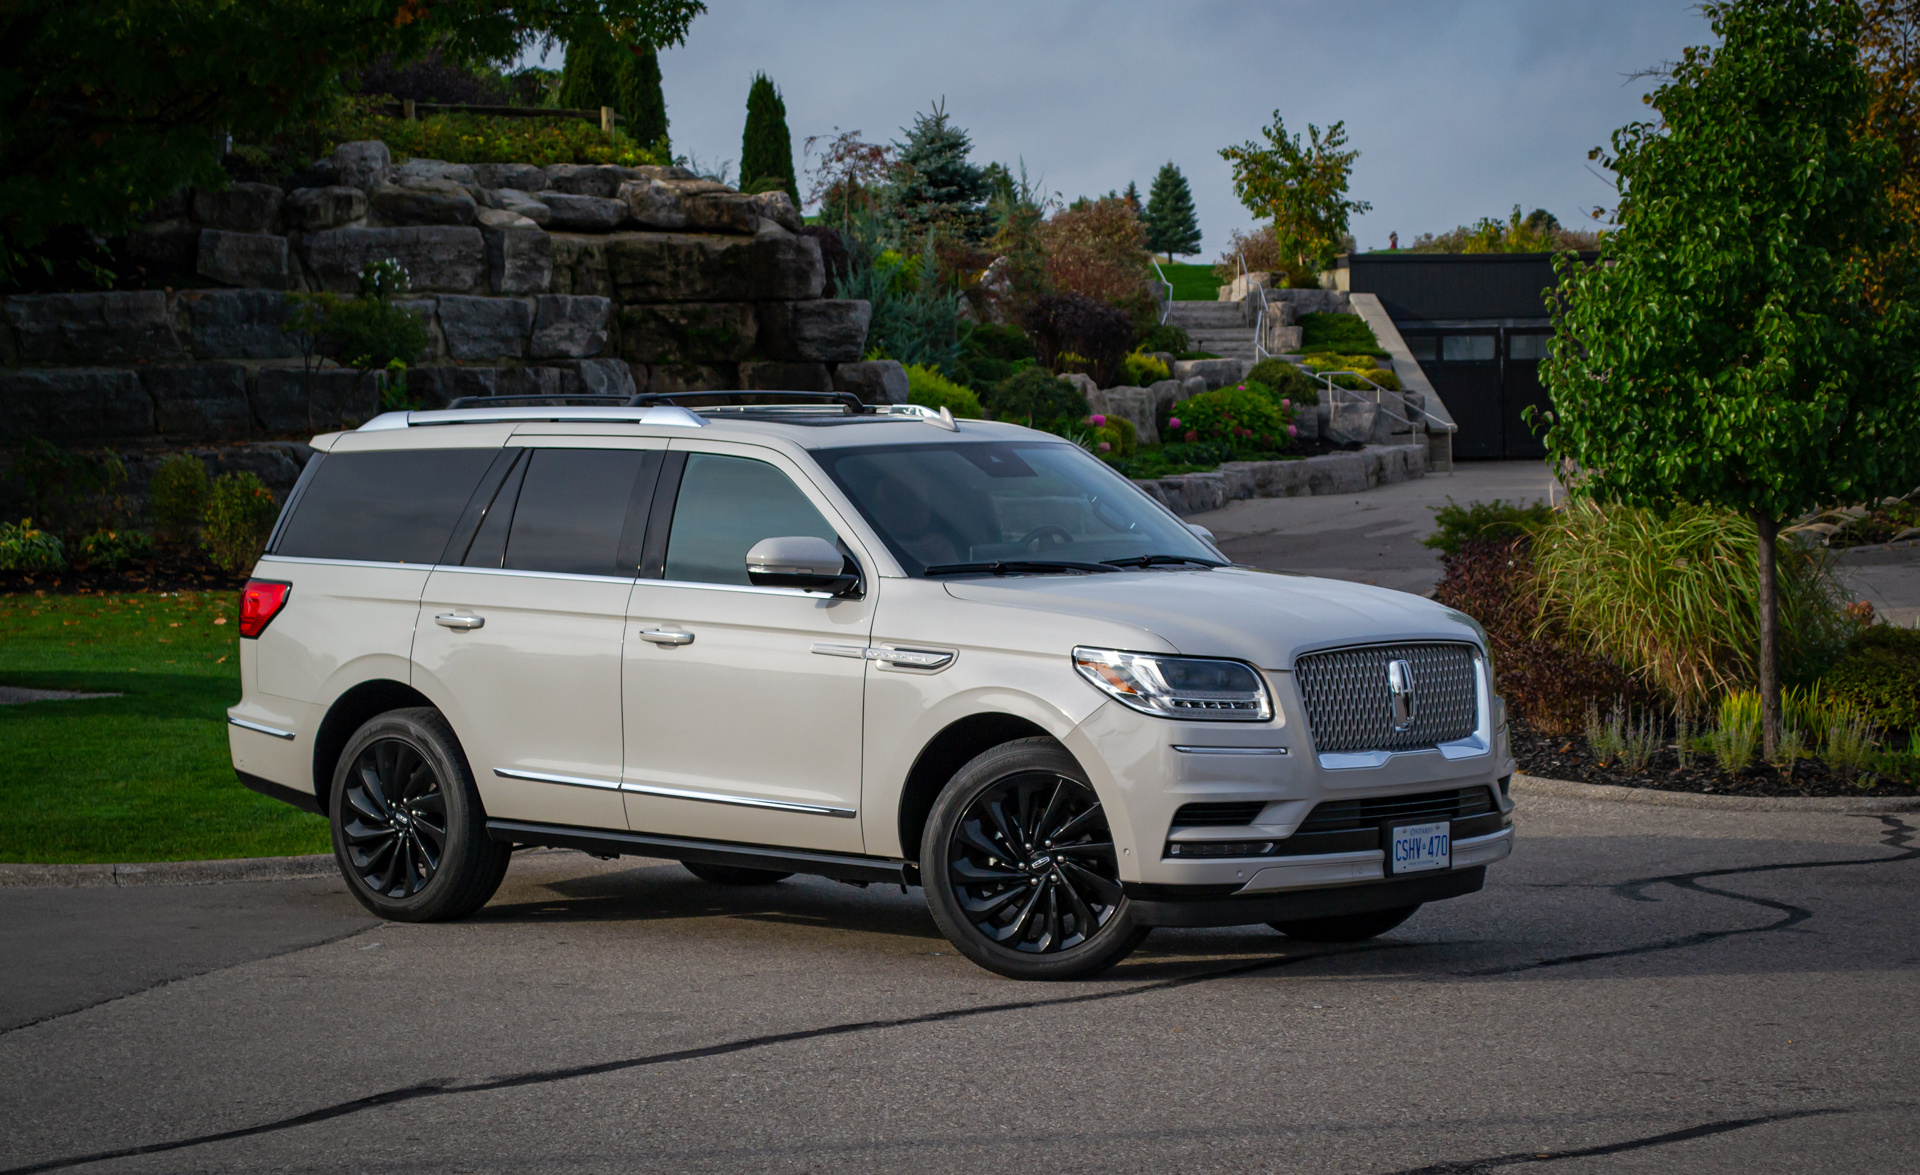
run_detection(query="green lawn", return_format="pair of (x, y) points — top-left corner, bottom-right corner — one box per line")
(1159, 262), (1221, 302)
(0, 592), (331, 863)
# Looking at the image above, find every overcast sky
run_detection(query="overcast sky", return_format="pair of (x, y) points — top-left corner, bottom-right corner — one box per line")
(535, 1), (1715, 255)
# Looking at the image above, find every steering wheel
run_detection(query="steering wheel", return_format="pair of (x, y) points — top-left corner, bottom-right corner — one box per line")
(1019, 524), (1077, 551)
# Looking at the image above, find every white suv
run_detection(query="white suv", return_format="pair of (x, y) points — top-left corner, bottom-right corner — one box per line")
(228, 392), (1513, 980)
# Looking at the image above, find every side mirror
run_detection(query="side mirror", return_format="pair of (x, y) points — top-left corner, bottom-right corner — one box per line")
(746, 536), (860, 596)
(1186, 523), (1217, 544)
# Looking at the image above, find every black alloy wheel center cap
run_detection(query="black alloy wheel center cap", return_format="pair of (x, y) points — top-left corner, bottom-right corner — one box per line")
(1028, 853), (1054, 873)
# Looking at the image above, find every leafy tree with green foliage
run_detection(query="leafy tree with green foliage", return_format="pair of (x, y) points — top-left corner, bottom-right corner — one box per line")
(558, 30), (671, 153)
(1144, 162), (1202, 258)
(203, 472), (279, 575)
(0, 0), (703, 282)
(1539, 0), (1920, 754)
(890, 100), (990, 242)
(1219, 115), (1370, 274)
(739, 72), (798, 204)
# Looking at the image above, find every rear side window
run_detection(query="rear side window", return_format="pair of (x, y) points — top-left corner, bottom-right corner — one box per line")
(501, 449), (654, 577)
(274, 449), (496, 564)
(663, 453), (839, 586)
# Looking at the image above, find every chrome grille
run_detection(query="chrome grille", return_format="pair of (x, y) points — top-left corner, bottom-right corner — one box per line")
(1293, 642), (1478, 754)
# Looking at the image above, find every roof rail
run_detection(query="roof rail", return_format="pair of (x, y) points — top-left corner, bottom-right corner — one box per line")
(627, 390), (873, 414)
(445, 394), (632, 409)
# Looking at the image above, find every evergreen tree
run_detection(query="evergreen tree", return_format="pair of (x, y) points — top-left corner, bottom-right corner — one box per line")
(1122, 181), (1142, 212)
(1143, 162), (1201, 258)
(559, 32), (670, 155)
(739, 72), (798, 204)
(891, 100), (990, 241)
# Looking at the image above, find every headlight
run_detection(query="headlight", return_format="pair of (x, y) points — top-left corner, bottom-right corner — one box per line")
(1072, 647), (1273, 721)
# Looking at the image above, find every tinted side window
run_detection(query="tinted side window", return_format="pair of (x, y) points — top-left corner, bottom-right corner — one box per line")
(663, 454), (839, 586)
(502, 449), (652, 577)
(275, 449), (496, 564)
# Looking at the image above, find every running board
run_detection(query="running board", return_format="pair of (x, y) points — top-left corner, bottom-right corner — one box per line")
(485, 820), (907, 886)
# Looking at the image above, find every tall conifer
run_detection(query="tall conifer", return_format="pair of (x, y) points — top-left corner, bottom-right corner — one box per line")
(739, 72), (798, 204)
(1144, 162), (1201, 258)
(560, 32), (670, 156)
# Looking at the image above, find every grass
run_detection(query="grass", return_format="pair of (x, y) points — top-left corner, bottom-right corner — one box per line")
(0, 592), (330, 863)
(1158, 262), (1221, 302)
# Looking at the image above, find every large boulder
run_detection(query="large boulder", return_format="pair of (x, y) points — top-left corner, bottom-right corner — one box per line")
(616, 178), (756, 233)
(1087, 385), (1160, 446)
(487, 188), (552, 226)
(537, 192), (628, 232)
(331, 141), (391, 191)
(196, 230), (289, 289)
(756, 299), (871, 362)
(284, 186), (367, 232)
(252, 368), (377, 434)
(647, 363), (734, 395)
(1325, 401), (1378, 446)
(605, 231), (823, 303)
(437, 295), (533, 360)
(548, 235), (612, 297)
(389, 159), (478, 188)
(192, 183), (283, 233)
(126, 220), (201, 271)
(740, 360), (832, 392)
(0, 368), (154, 441)
(3, 291), (181, 363)
(529, 295), (612, 358)
(370, 181), (477, 226)
(1171, 357), (1249, 390)
(748, 191), (802, 233)
(576, 357), (641, 398)
(142, 365), (252, 440)
(300, 226), (486, 294)
(833, 359), (909, 405)
(472, 163), (547, 191)
(543, 164), (642, 199)
(484, 224), (552, 295)
(179, 289), (301, 360)
(619, 302), (758, 364)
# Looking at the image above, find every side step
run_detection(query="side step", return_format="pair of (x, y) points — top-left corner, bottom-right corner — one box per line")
(486, 819), (909, 885)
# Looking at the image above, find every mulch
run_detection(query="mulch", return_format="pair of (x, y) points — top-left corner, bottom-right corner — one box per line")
(0, 548), (247, 595)
(1510, 718), (1920, 800)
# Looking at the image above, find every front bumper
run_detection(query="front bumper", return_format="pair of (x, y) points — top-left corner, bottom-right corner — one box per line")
(1127, 865), (1487, 929)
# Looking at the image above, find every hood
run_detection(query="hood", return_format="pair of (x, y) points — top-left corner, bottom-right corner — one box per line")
(942, 566), (1481, 670)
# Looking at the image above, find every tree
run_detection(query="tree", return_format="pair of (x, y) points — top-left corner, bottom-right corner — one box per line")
(1538, 0), (1920, 756)
(1408, 205), (1599, 253)
(890, 100), (990, 242)
(1860, 1), (1920, 305)
(803, 127), (893, 233)
(1219, 115), (1370, 274)
(1121, 181), (1142, 212)
(0, 0), (704, 282)
(1143, 161), (1201, 258)
(559, 32), (671, 154)
(739, 72), (798, 204)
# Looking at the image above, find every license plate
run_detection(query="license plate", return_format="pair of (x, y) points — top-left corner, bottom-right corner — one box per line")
(1387, 821), (1450, 875)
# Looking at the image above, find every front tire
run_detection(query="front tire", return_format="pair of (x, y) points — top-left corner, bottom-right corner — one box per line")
(922, 738), (1148, 980)
(1270, 904), (1420, 942)
(329, 707), (509, 921)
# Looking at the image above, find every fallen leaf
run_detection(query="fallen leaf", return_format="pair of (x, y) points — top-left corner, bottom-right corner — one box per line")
(213, 617), (227, 626)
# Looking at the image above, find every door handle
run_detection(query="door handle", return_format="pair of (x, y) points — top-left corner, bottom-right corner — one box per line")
(637, 628), (694, 646)
(434, 613), (485, 631)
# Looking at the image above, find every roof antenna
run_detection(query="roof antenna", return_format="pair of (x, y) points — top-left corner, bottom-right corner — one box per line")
(928, 405), (960, 432)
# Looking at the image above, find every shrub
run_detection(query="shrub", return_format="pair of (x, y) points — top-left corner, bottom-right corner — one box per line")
(319, 105), (668, 169)
(837, 240), (966, 373)
(1169, 386), (1290, 449)
(73, 528), (154, 570)
(1122, 351), (1171, 385)
(1087, 413), (1138, 457)
(1135, 324), (1191, 354)
(985, 367), (1089, 429)
(1709, 691), (1762, 772)
(1298, 312), (1386, 355)
(286, 260), (430, 375)
(203, 473), (279, 575)
(4, 438), (128, 539)
(1019, 293), (1136, 387)
(1423, 498), (1556, 557)
(1040, 196), (1156, 322)
(905, 364), (984, 419)
(149, 455), (209, 544)
(0, 518), (66, 571)
(1531, 500), (1853, 712)
(1247, 358), (1321, 403)
(1431, 538), (1648, 734)
(1824, 626), (1920, 734)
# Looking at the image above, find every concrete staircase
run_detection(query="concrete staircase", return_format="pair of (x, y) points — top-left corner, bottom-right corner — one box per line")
(1164, 301), (1257, 361)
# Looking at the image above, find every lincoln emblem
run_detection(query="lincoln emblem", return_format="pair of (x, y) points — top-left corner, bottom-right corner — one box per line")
(1387, 658), (1418, 731)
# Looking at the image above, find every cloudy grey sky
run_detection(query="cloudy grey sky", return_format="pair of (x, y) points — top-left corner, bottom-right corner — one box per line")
(541, 1), (1715, 255)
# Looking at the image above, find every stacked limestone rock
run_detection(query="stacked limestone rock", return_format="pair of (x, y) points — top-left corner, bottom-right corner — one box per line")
(1, 139), (894, 478)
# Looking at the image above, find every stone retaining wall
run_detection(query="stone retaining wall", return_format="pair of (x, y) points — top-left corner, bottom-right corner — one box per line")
(1134, 443), (1429, 516)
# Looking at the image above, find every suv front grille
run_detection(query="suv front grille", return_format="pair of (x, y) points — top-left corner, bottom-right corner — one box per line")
(1294, 642), (1478, 753)
(1169, 801), (1267, 828)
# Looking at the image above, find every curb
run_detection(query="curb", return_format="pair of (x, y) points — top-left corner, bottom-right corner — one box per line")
(1512, 773), (1920, 813)
(0, 853), (335, 889)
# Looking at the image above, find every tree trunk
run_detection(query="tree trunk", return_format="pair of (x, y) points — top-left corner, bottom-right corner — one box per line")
(1754, 511), (1781, 760)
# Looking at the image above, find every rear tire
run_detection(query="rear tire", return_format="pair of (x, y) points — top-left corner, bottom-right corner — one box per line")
(922, 737), (1148, 981)
(329, 707), (509, 922)
(1270, 904), (1420, 943)
(683, 862), (792, 886)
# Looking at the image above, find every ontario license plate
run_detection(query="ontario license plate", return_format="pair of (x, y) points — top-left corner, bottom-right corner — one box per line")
(1388, 821), (1450, 875)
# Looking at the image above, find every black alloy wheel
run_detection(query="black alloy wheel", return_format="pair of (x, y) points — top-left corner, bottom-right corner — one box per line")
(329, 708), (510, 921)
(923, 738), (1148, 980)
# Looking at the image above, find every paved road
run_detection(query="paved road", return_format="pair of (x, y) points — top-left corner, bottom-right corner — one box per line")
(2, 798), (1915, 1174)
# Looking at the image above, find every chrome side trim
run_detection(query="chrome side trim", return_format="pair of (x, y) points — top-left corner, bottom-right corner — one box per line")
(636, 577), (837, 599)
(228, 716), (296, 741)
(1172, 745), (1287, 756)
(810, 642), (868, 659)
(493, 767), (623, 792)
(620, 781), (856, 819)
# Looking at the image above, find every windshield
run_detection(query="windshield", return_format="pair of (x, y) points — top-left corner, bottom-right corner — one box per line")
(814, 440), (1222, 576)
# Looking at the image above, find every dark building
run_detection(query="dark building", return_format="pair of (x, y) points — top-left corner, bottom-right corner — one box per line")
(1336, 252), (1594, 460)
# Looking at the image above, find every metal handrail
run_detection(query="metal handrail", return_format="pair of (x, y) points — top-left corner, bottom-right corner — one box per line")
(1149, 256), (1173, 324)
(1296, 363), (1456, 434)
(1237, 252), (1276, 361)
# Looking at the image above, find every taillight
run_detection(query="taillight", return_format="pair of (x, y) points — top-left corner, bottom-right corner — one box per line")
(239, 580), (291, 639)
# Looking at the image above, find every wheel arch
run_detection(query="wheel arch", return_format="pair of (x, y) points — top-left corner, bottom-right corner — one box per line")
(312, 678), (436, 814)
(895, 712), (1056, 867)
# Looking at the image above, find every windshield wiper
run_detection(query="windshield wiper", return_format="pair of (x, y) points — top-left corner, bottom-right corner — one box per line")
(1101, 554), (1227, 569)
(923, 560), (1120, 577)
